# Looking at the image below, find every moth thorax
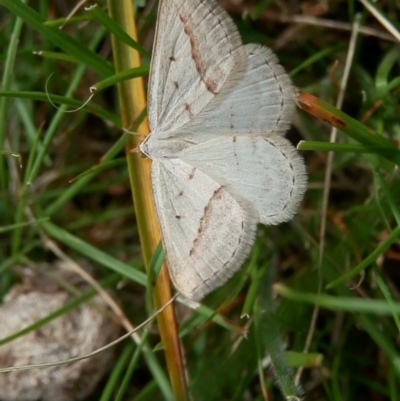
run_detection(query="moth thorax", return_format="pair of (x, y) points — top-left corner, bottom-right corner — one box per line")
(140, 132), (189, 159)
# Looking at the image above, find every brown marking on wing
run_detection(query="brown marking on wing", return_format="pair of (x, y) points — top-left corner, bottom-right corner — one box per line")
(169, 56), (176, 61)
(188, 187), (247, 292)
(174, 81), (179, 89)
(179, 190), (184, 197)
(189, 186), (225, 256)
(188, 167), (196, 180)
(179, 12), (219, 94)
(232, 136), (238, 162)
(185, 103), (194, 119)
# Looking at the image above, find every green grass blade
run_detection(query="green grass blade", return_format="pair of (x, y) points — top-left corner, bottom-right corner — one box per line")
(0, 0), (113, 77)
(88, 4), (151, 58)
(41, 220), (147, 285)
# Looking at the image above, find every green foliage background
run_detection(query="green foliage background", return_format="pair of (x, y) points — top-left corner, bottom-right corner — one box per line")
(0, 1), (400, 400)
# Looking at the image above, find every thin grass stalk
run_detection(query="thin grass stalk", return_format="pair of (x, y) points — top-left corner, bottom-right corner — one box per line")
(107, 1), (189, 400)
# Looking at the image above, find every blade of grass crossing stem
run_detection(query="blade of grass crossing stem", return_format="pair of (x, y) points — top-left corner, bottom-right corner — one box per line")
(146, 242), (165, 315)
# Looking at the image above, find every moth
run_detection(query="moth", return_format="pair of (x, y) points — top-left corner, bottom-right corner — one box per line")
(140, 0), (307, 300)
